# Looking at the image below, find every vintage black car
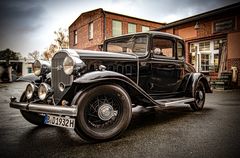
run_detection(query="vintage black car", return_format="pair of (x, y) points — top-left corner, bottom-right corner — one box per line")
(10, 31), (212, 142)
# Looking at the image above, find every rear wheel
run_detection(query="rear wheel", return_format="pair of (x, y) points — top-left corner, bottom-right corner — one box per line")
(74, 84), (132, 142)
(20, 92), (45, 126)
(190, 81), (205, 111)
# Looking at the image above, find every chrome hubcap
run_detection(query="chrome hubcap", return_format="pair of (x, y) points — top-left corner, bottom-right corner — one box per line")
(98, 104), (117, 121)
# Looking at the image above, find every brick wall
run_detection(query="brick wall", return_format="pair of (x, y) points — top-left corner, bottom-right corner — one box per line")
(69, 9), (163, 50)
(105, 12), (162, 38)
(69, 9), (104, 50)
(196, 20), (212, 38)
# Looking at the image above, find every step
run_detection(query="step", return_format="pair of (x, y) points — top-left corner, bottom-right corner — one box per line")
(154, 97), (195, 107)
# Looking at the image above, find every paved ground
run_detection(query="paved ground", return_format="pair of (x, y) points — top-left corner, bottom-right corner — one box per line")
(0, 82), (240, 158)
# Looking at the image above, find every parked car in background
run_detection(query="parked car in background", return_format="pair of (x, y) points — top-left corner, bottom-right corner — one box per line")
(10, 31), (212, 142)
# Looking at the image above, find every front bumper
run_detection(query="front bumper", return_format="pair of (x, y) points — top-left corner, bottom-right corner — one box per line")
(9, 97), (78, 117)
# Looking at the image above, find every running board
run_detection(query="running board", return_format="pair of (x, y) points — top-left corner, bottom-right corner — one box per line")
(154, 97), (195, 107)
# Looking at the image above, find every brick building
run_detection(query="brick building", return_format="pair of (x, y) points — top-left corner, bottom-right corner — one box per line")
(155, 2), (240, 87)
(69, 8), (164, 50)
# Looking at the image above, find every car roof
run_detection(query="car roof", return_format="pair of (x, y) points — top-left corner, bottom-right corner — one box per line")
(105, 31), (184, 41)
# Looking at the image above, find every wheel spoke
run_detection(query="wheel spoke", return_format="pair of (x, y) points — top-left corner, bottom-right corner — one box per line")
(87, 113), (98, 118)
(89, 103), (98, 113)
(86, 94), (120, 129)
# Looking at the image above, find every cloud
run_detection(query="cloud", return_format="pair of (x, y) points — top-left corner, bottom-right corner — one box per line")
(0, 0), (46, 52)
(0, 0), (239, 56)
(107, 0), (240, 23)
(153, 0), (240, 22)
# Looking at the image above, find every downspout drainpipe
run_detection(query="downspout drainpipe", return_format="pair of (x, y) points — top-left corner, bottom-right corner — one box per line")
(102, 9), (106, 40)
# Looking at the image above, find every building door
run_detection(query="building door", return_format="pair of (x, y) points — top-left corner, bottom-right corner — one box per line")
(200, 53), (211, 72)
(190, 39), (226, 73)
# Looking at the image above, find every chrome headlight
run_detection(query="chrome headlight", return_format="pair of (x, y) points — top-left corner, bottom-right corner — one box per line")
(25, 83), (35, 99)
(63, 56), (86, 75)
(38, 83), (52, 100)
(33, 60), (51, 76)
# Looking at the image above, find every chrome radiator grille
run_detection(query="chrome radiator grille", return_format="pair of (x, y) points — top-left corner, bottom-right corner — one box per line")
(52, 52), (73, 104)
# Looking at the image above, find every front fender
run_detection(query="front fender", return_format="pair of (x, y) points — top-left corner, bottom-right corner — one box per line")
(17, 73), (40, 83)
(71, 71), (158, 106)
(74, 70), (133, 84)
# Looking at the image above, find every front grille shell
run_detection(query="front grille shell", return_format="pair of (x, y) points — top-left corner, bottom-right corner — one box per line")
(51, 52), (73, 104)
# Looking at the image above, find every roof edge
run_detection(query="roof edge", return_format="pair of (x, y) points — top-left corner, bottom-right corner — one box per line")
(69, 8), (166, 28)
(155, 2), (240, 30)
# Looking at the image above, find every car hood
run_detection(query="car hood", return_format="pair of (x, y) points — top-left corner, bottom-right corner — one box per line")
(68, 49), (138, 60)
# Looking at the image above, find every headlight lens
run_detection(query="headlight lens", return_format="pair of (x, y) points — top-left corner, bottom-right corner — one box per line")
(63, 55), (86, 75)
(33, 60), (41, 76)
(63, 56), (74, 75)
(25, 83), (35, 99)
(38, 83), (51, 100)
(33, 60), (51, 76)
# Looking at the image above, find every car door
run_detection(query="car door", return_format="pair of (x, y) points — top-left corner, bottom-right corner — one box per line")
(149, 36), (184, 94)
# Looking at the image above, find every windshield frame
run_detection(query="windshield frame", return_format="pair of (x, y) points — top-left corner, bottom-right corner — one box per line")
(104, 33), (150, 58)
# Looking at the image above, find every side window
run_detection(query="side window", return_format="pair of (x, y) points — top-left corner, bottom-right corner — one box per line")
(152, 37), (174, 58)
(177, 42), (184, 59)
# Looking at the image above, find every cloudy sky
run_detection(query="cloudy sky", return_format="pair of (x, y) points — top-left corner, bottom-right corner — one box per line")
(0, 0), (239, 57)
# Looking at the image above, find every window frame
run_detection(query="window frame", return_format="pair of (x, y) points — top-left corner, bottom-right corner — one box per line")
(151, 36), (175, 59)
(213, 17), (235, 33)
(112, 20), (122, 37)
(128, 23), (136, 34)
(176, 40), (185, 60)
(106, 35), (149, 57)
(199, 41), (210, 51)
(142, 26), (150, 32)
(88, 22), (93, 40)
(74, 30), (78, 45)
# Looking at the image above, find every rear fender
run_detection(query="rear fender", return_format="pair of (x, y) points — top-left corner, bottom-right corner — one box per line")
(186, 73), (212, 97)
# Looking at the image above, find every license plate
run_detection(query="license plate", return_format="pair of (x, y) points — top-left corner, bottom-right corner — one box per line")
(44, 114), (75, 129)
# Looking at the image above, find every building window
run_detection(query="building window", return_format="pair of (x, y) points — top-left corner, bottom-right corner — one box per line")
(88, 22), (93, 40)
(142, 26), (150, 32)
(214, 40), (220, 50)
(213, 18), (235, 33)
(191, 53), (196, 68)
(74, 30), (77, 45)
(199, 41), (210, 51)
(27, 67), (32, 73)
(112, 20), (122, 37)
(214, 54), (219, 72)
(201, 54), (210, 71)
(190, 43), (196, 52)
(128, 23), (136, 34)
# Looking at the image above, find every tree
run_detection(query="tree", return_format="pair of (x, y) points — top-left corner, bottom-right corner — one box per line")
(28, 50), (41, 60)
(43, 44), (58, 60)
(0, 48), (21, 64)
(54, 28), (69, 49)
(43, 28), (69, 61)
(0, 49), (21, 82)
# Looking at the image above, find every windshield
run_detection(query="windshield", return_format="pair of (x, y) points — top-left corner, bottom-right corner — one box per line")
(106, 35), (148, 57)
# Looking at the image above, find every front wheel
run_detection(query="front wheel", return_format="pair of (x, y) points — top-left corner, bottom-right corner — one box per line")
(20, 92), (45, 126)
(190, 81), (206, 111)
(74, 84), (132, 142)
